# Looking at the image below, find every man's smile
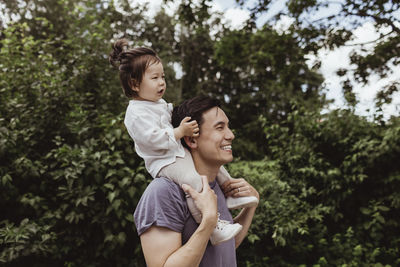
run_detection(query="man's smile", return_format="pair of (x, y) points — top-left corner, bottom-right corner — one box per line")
(221, 145), (232, 151)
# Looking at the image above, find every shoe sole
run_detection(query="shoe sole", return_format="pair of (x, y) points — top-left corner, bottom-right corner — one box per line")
(227, 198), (259, 209)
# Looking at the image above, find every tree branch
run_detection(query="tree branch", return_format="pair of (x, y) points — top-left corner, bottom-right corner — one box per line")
(343, 30), (395, 46)
(344, 10), (400, 35)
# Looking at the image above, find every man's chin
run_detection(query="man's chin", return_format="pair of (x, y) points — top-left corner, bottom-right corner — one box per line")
(222, 155), (234, 164)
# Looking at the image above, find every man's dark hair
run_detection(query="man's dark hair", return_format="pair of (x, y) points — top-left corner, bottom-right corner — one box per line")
(172, 96), (221, 149)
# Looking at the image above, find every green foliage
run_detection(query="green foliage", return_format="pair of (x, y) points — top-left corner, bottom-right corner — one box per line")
(212, 26), (324, 158)
(238, 0), (400, 115)
(227, 108), (400, 266)
(163, 0), (325, 159)
(0, 2), (150, 265)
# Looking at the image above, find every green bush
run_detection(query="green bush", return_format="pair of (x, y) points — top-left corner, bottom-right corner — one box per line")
(228, 108), (400, 266)
(0, 20), (149, 266)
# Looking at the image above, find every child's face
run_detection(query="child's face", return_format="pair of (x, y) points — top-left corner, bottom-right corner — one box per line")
(133, 62), (166, 102)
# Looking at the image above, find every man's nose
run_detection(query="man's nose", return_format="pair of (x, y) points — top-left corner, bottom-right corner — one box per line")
(225, 127), (235, 140)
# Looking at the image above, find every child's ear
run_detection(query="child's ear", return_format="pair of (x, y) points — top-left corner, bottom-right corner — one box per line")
(130, 79), (140, 92)
(184, 136), (197, 149)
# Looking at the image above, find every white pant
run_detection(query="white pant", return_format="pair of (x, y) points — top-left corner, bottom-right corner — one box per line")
(158, 148), (231, 223)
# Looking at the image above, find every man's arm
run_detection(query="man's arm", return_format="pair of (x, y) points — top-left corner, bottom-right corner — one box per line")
(140, 176), (217, 267)
(232, 206), (257, 248)
(140, 217), (214, 267)
(221, 178), (259, 248)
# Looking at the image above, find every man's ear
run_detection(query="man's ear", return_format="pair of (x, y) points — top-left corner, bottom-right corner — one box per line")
(184, 136), (197, 149)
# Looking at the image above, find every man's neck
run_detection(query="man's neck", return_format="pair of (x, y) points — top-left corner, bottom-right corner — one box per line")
(192, 156), (220, 183)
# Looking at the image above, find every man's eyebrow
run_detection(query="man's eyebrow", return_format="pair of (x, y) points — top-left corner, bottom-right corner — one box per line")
(213, 120), (229, 127)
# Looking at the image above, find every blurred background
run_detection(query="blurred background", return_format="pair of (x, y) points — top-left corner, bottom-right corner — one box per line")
(0, 0), (399, 266)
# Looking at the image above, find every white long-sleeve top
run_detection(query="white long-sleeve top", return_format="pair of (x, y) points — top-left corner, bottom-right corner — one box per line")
(124, 99), (185, 178)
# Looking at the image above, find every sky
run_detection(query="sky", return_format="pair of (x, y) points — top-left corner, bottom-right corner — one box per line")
(136, 0), (399, 120)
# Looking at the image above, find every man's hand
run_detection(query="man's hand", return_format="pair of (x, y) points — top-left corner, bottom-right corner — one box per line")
(221, 178), (259, 201)
(221, 178), (259, 248)
(182, 175), (218, 227)
(175, 117), (199, 140)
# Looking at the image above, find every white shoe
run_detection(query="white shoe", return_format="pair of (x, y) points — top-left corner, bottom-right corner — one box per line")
(226, 196), (259, 209)
(210, 217), (242, 246)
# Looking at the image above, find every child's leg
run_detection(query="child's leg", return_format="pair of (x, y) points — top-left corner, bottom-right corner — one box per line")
(158, 148), (202, 191)
(159, 149), (243, 245)
(217, 165), (231, 186)
(217, 165), (259, 209)
(158, 148), (203, 223)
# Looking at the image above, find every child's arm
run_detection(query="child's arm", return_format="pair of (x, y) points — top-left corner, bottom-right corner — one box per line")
(173, 117), (199, 141)
(126, 112), (195, 153)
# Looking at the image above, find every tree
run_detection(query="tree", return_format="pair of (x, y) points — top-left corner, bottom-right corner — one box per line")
(0, 1), (152, 265)
(173, 0), (218, 100)
(164, 0), (325, 158)
(236, 0), (400, 119)
(141, 8), (182, 104)
(211, 25), (325, 158)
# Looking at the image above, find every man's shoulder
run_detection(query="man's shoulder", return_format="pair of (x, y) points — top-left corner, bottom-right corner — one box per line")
(134, 177), (188, 236)
(144, 177), (182, 196)
(136, 177), (187, 214)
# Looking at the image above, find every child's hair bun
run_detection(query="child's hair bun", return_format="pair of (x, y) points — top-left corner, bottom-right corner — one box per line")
(109, 39), (129, 69)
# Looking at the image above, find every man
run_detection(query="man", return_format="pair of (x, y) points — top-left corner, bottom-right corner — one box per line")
(134, 96), (259, 266)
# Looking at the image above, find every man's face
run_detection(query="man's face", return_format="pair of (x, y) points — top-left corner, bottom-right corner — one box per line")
(194, 107), (235, 168)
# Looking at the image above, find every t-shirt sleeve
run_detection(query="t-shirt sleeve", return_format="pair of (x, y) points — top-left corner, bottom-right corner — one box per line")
(134, 178), (188, 236)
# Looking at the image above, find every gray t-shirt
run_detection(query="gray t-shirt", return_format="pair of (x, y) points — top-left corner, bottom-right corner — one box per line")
(134, 177), (237, 267)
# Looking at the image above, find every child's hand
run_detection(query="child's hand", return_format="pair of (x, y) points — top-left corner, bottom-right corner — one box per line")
(179, 117), (199, 137)
(173, 117), (199, 141)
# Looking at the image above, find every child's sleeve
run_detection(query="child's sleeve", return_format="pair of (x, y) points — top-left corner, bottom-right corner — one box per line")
(126, 112), (180, 153)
